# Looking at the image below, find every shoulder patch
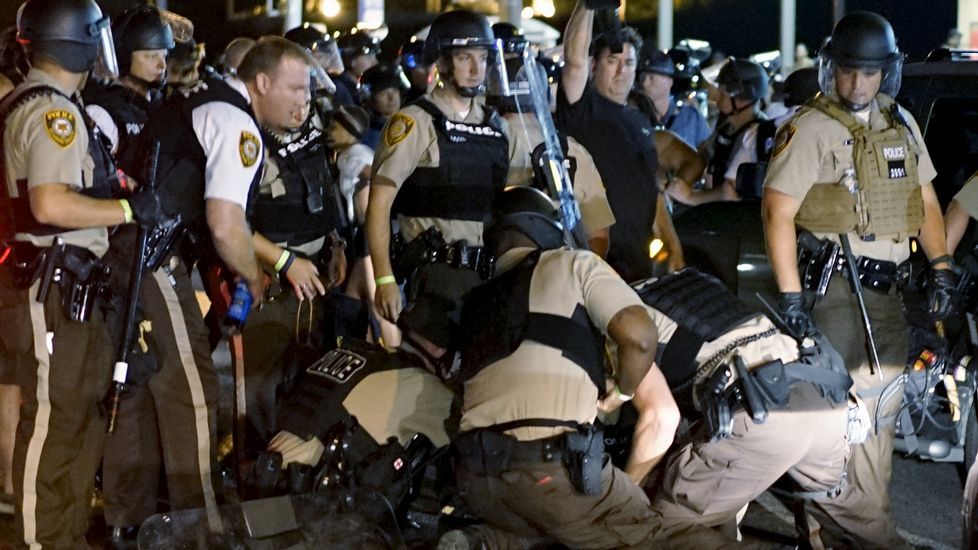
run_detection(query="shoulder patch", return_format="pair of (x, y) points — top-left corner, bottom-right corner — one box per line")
(771, 123), (796, 159)
(43, 109), (76, 147)
(239, 131), (260, 167)
(385, 113), (415, 147)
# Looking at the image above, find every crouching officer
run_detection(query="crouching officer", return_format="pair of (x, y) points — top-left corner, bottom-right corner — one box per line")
(254, 293), (456, 511)
(442, 187), (675, 549)
(632, 269), (855, 548)
(0, 0), (163, 546)
(367, 9), (509, 324)
(762, 11), (951, 548)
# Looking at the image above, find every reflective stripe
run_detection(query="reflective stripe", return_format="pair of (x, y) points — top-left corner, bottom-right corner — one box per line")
(22, 280), (48, 550)
(152, 270), (223, 532)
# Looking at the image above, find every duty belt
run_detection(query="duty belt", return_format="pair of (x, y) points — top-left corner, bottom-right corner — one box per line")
(391, 226), (495, 281)
(835, 254), (908, 294)
(428, 241), (494, 277)
(797, 231), (908, 295)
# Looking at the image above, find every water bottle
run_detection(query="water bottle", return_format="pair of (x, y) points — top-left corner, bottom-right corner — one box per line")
(224, 280), (252, 334)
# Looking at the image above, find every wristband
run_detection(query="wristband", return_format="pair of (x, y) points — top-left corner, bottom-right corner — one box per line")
(375, 275), (397, 286)
(929, 254), (954, 268)
(614, 384), (634, 402)
(274, 249), (291, 272)
(118, 199), (133, 224)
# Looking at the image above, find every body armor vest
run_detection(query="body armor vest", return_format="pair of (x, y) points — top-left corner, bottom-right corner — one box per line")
(708, 117), (760, 183)
(276, 338), (409, 443)
(459, 251), (606, 391)
(252, 120), (339, 247)
(0, 85), (118, 239)
(392, 98), (508, 222)
(633, 268), (758, 391)
(121, 78), (262, 260)
(794, 94), (922, 241)
(87, 81), (156, 160)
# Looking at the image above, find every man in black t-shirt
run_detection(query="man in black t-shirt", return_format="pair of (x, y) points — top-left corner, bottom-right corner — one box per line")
(556, 0), (684, 282)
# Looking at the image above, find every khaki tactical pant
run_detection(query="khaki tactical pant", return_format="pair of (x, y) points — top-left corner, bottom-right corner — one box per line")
(808, 274), (910, 549)
(0, 273), (112, 550)
(101, 256), (222, 528)
(456, 458), (660, 549)
(651, 384), (849, 549)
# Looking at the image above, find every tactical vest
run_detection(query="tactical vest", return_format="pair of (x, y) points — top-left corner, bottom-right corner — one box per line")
(459, 251), (606, 392)
(251, 121), (340, 247)
(121, 78), (262, 260)
(755, 119), (778, 162)
(87, 81), (156, 160)
(632, 268), (758, 393)
(0, 84), (118, 239)
(276, 338), (410, 444)
(707, 117), (760, 183)
(392, 98), (508, 222)
(794, 94), (922, 241)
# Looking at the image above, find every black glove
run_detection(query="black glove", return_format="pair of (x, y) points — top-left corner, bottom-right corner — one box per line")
(127, 191), (165, 230)
(927, 268), (960, 321)
(777, 291), (816, 339)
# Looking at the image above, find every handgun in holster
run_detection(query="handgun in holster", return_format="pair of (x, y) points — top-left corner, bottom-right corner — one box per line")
(697, 365), (733, 442)
(563, 424), (605, 496)
(797, 230), (840, 298)
(144, 215), (186, 272)
(389, 226), (446, 283)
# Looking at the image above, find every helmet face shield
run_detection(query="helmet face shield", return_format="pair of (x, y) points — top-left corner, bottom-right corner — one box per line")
(483, 39), (511, 98)
(159, 10), (193, 44)
(312, 40), (344, 75)
(96, 18), (119, 78)
(818, 52), (903, 111)
(310, 59), (336, 95)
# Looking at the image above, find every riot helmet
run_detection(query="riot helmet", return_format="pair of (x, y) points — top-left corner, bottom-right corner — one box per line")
(285, 24), (343, 75)
(337, 30), (380, 63)
(818, 11), (903, 110)
(492, 22), (527, 55)
(399, 38), (425, 70)
(484, 186), (564, 254)
(359, 62), (410, 97)
(486, 54), (547, 114)
(638, 49), (675, 77)
(782, 67), (819, 107)
(716, 57), (768, 102)
(112, 6), (174, 86)
(425, 10), (505, 98)
(17, 0), (119, 76)
(397, 293), (460, 381)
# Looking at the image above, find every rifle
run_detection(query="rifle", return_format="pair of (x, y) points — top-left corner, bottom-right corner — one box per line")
(107, 141), (160, 433)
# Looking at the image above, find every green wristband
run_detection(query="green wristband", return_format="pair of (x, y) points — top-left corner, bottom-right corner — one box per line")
(375, 275), (397, 286)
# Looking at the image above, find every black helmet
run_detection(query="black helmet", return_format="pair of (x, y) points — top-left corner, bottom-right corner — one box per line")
(399, 38), (426, 71)
(285, 24), (333, 51)
(359, 62), (410, 97)
(492, 22), (527, 55)
(822, 11), (901, 69)
(397, 293), (457, 350)
(717, 57), (768, 102)
(337, 30), (380, 61)
(484, 186), (564, 253)
(638, 49), (675, 77)
(17, 0), (116, 74)
(782, 67), (819, 107)
(423, 10), (495, 65)
(112, 6), (175, 78)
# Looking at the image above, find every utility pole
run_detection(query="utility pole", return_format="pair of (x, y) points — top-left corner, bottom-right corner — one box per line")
(500, 0), (522, 26)
(658, 0), (673, 51)
(833, 0), (846, 24)
(780, 0), (795, 75)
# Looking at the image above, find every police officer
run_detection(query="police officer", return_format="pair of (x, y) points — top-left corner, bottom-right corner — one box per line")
(631, 269), (855, 547)
(636, 49), (711, 150)
(358, 62), (410, 149)
(0, 0), (164, 546)
(118, 36), (321, 530)
(558, 0), (684, 282)
(242, 55), (348, 445)
(284, 24), (353, 107)
(335, 30), (380, 104)
(488, 29), (616, 256)
(762, 12), (953, 547)
(442, 187), (676, 549)
(367, 10), (509, 323)
(85, 6), (175, 158)
(398, 37), (429, 104)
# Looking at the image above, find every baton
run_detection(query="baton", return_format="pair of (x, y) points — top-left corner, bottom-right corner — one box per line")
(839, 233), (883, 381)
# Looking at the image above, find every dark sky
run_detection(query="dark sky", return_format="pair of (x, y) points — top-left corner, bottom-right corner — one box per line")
(0, 0), (959, 63)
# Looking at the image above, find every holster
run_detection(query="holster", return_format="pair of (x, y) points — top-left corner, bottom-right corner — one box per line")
(697, 365), (733, 442)
(144, 216), (186, 272)
(562, 424), (604, 496)
(3, 240), (112, 322)
(391, 226), (495, 283)
(797, 230), (840, 297)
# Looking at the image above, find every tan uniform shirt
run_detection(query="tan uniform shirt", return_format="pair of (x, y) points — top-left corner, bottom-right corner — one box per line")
(764, 97), (937, 263)
(953, 172), (978, 219)
(344, 366), (455, 448)
(372, 89), (508, 245)
(3, 68), (108, 256)
(505, 114), (616, 236)
(460, 246), (644, 441)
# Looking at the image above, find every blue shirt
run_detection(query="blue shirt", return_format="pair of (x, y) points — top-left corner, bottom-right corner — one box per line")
(660, 97), (711, 149)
